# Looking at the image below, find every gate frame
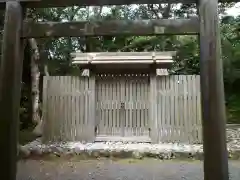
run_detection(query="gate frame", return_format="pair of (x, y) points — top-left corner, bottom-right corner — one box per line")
(94, 72), (152, 142)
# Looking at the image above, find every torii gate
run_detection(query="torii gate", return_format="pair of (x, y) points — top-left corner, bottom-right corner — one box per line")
(0, 0), (238, 180)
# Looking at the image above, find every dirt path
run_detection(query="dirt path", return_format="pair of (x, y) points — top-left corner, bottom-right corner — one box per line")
(17, 159), (240, 180)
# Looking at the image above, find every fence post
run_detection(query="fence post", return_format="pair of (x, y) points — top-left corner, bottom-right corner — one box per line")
(88, 68), (96, 142)
(149, 69), (158, 143)
(42, 75), (49, 143)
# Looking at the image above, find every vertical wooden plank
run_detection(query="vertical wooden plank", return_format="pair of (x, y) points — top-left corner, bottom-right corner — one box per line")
(105, 76), (109, 135)
(65, 76), (69, 141)
(182, 75), (189, 142)
(198, 0), (229, 180)
(59, 77), (64, 141)
(161, 76), (166, 142)
(165, 76), (171, 142)
(178, 75), (182, 142)
(64, 76), (69, 141)
(0, 2), (23, 179)
(55, 76), (60, 141)
(70, 76), (74, 141)
(173, 76), (179, 142)
(143, 76), (147, 136)
(192, 75), (197, 143)
(186, 75), (192, 143)
(70, 76), (75, 141)
(196, 75), (202, 143)
(116, 76), (119, 136)
(74, 77), (78, 141)
(80, 77), (85, 140)
(136, 76), (140, 136)
(67, 76), (72, 141)
(112, 76), (116, 136)
(183, 75), (190, 143)
(129, 76), (133, 137)
(110, 75), (114, 136)
(150, 70), (158, 143)
(102, 76), (106, 135)
(181, 75), (187, 142)
(109, 75), (112, 135)
(42, 76), (49, 142)
(46, 78), (51, 142)
(53, 76), (59, 141)
(83, 76), (88, 140)
(140, 76), (146, 136)
(47, 77), (53, 141)
(125, 76), (129, 136)
(97, 76), (101, 136)
(157, 77), (161, 142)
(169, 76), (176, 142)
(68, 76), (72, 141)
(132, 77), (136, 136)
(104, 76), (107, 135)
(144, 75), (149, 137)
(88, 70), (96, 142)
(58, 77), (62, 141)
(120, 77), (125, 136)
(75, 77), (80, 140)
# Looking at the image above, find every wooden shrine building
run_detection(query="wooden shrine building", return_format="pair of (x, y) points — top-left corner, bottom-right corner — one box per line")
(42, 51), (202, 144)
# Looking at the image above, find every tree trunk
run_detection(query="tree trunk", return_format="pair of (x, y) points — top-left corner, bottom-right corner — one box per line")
(28, 38), (42, 137)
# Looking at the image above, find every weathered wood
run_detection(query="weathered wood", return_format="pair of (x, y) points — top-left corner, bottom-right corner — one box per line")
(95, 136), (151, 143)
(72, 51), (176, 60)
(0, 0), (238, 9)
(156, 75), (202, 143)
(150, 69), (158, 143)
(95, 74), (150, 139)
(198, 0), (229, 180)
(42, 75), (48, 142)
(42, 76), (94, 142)
(0, 2), (23, 180)
(88, 70), (96, 142)
(43, 75), (202, 143)
(23, 18), (199, 38)
(75, 64), (173, 73)
(72, 52), (174, 71)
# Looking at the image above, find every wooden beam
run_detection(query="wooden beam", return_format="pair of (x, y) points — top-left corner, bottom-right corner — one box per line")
(23, 18), (199, 38)
(150, 67), (158, 143)
(0, 0), (239, 9)
(71, 51), (175, 61)
(198, 0), (229, 180)
(0, 2), (23, 180)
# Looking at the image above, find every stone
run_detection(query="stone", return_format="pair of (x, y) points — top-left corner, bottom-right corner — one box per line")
(132, 151), (143, 159)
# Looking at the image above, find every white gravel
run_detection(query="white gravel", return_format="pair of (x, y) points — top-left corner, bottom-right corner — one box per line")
(21, 127), (240, 158)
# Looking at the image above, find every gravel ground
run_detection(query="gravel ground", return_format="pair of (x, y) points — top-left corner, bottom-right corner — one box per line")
(19, 125), (240, 160)
(17, 159), (240, 180)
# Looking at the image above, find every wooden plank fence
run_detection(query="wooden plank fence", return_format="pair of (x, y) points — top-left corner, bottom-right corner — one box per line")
(42, 76), (95, 143)
(156, 75), (202, 143)
(42, 75), (202, 144)
(95, 74), (151, 142)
